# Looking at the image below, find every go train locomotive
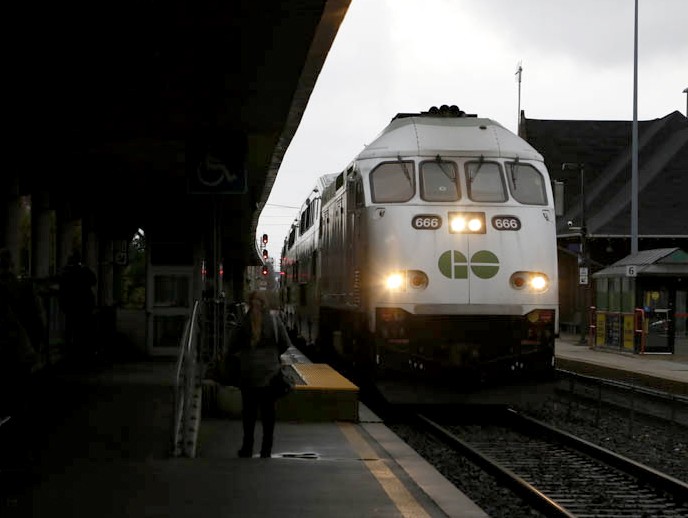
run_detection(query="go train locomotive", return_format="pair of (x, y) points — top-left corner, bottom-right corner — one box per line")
(280, 105), (559, 384)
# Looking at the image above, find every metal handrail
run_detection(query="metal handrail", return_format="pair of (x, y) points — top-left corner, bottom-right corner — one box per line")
(170, 297), (245, 456)
(172, 299), (201, 457)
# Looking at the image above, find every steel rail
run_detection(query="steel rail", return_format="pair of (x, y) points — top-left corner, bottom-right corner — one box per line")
(415, 412), (575, 518)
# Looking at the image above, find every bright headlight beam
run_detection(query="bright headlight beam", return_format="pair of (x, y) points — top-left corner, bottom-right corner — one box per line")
(530, 275), (547, 291)
(450, 217), (466, 232)
(386, 273), (404, 290)
(449, 212), (485, 234)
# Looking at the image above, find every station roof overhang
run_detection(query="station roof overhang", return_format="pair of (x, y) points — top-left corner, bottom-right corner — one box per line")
(5, 0), (351, 268)
(592, 248), (688, 278)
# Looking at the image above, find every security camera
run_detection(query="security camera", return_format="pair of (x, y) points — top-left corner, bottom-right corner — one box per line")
(567, 220), (573, 228)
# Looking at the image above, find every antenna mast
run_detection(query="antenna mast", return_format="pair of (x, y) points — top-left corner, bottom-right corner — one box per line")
(515, 62), (523, 133)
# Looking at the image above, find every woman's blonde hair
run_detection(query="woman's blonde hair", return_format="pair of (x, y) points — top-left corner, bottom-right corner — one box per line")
(247, 290), (267, 308)
(247, 290), (267, 345)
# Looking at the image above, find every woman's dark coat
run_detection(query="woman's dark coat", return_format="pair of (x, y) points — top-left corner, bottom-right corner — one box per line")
(228, 310), (291, 388)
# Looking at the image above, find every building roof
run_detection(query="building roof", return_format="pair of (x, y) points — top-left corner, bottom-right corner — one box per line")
(593, 247), (688, 277)
(521, 111), (688, 239)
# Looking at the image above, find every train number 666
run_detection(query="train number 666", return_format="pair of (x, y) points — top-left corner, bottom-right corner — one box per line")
(412, 215), (442, 229)
(492, 216), (521, 230)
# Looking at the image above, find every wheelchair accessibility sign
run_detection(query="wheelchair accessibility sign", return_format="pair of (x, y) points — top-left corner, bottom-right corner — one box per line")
(190, 153), (247, 194)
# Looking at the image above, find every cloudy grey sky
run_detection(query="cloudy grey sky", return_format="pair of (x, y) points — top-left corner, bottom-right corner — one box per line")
(259, 0), (688, 264)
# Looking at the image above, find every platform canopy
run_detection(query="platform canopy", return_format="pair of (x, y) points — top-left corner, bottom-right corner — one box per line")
(593, 248), (688, 278)
(4, 0), (352, 269)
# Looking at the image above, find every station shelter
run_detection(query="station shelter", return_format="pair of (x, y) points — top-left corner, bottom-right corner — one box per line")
(590, 248), (688, 355)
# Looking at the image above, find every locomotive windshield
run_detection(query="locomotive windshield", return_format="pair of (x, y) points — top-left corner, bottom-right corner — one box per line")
(506, 162), (548, 205)
(420, 159), (459, 201)
(369, 158), (549, 205)
(370, 161), (415, 202)
(466, 161), (508, 202)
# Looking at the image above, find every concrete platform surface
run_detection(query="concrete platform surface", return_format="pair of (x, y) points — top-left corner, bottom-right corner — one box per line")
(556, 333), (688, 396)
(5, 358), (488, 518)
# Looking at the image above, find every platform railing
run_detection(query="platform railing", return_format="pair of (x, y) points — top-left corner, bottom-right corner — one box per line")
(172, 300), (202, 458)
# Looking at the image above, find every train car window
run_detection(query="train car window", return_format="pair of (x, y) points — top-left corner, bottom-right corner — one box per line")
(300, 210), (307, 235)
(465, 161), (507, 202)
(506, 162), (548, 205)
(420, 160), (459, 201)
(304, 201), (311, 231)
(370, 161), (415, 203)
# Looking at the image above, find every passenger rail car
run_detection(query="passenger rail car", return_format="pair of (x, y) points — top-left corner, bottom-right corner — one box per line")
(280, 105), (559, 383)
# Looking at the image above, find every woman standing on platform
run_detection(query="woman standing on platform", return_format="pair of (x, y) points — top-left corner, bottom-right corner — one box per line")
(228, 290), (291, 458)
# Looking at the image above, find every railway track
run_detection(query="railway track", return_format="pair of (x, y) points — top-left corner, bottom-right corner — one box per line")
(415, 407), (688, 517)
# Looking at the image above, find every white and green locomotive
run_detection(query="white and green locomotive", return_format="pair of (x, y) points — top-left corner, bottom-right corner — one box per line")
(280, 105), (559, 384)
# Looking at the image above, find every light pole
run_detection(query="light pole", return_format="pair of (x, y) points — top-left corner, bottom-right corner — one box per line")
(683, 87), (688, 117)
(631, 0), (639, 255)
(563, 163), (588, 344)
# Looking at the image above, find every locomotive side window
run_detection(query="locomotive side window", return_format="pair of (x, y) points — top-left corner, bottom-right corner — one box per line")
(465, 161), (507, 202)
(506, 162), (548, 205)
(299, 201), (308, 235)
(370, 161), (415, 203)
(420, 160), (459, 201)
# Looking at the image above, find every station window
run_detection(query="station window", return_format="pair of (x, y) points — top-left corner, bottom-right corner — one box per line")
(465, 161), (507, 202)
(609, 277), (621, 312)
(153, 275), (190, 308)
(621, 277), (635, 313)
(420, 160), (459, 201)
(596, 278), (609, 311)
(370, 161), (415, 203)
(506, 162), (548, 205)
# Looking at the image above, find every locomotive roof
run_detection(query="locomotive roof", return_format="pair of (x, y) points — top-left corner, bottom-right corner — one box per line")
(356, 115), (543, 162)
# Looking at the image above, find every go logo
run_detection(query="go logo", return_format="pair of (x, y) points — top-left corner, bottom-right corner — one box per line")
(438, 250), (499, 279)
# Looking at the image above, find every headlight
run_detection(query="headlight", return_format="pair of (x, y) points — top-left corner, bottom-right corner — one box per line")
(510, 272), (550, 292)
(450, 217), (466, 232)
(385, 272), (405, 290)
(384, 270), (429, 291)
(448, 212), (485, 234)
(529, 274), (548, 291)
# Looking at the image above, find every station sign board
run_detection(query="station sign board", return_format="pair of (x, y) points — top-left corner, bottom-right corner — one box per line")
(579, 267), (589, 285)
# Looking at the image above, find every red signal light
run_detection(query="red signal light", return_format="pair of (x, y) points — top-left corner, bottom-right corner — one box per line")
(262, 234), (268, 245)
(262, 249), (269, 260)
(261, 265), (268, 276)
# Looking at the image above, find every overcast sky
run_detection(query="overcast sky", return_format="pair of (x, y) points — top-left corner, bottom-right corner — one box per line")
(258, 0), (688, 264)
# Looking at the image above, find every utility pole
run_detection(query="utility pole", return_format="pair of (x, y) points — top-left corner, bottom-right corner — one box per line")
(515, 62), (523, 133)
(631, 0), (639, 255)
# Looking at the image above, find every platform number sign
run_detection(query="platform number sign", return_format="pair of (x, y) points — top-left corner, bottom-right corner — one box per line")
(626, 265), (638, 277)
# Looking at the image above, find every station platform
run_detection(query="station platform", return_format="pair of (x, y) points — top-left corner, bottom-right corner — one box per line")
(2, 351), (487, 518)
(555, 333), (688, 396)
(4, 334), (687, 517)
